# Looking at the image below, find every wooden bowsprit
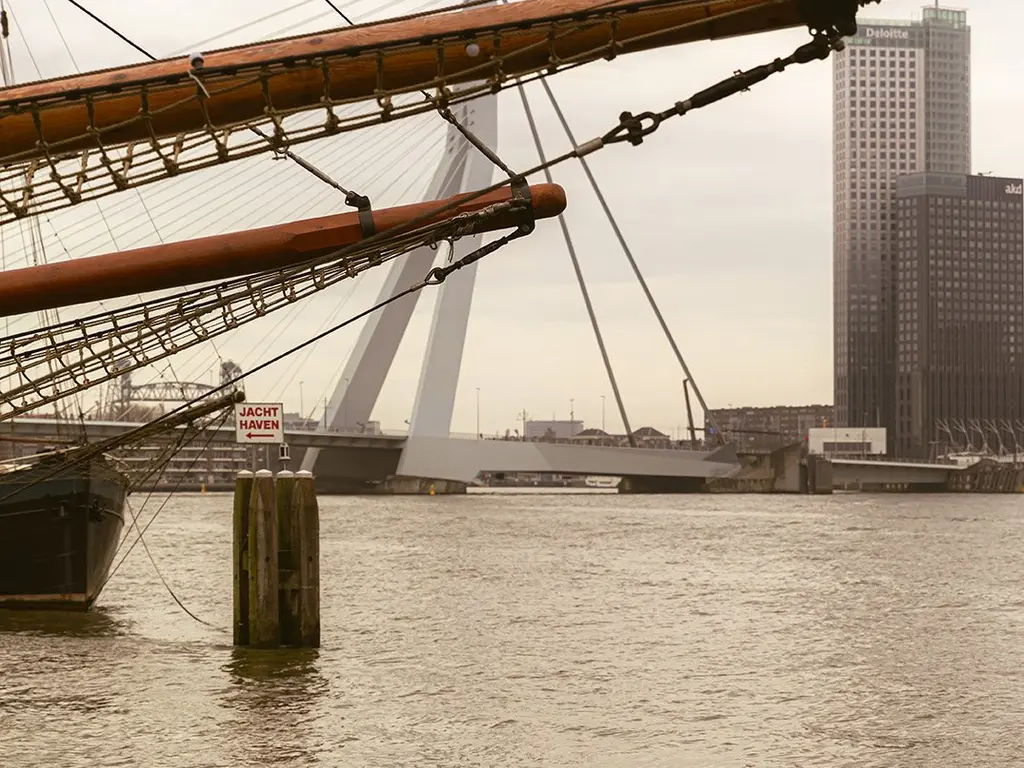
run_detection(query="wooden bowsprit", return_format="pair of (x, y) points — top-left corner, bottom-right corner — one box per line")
(0, 182), (565, 317)
(0, 182), (564, 422)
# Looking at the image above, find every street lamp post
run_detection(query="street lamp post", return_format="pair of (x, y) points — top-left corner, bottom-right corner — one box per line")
(476, 387), (481, 439)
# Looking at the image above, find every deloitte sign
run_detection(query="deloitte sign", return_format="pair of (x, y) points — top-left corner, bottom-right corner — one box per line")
(862, 26), (910, 41)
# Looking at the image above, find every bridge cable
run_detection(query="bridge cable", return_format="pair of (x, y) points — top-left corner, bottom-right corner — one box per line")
(46, 1), (410, 409)
(516, 83), (636, 446)
(536, 77), (725, 444)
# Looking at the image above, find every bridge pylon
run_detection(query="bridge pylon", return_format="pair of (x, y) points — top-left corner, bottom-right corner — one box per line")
(298, 87), (497, 489)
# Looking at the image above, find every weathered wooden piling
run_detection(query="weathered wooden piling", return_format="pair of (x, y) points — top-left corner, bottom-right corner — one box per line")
(233, 468), (320, 649)
(232, 470), (254, 646)
(275, 470), (299, 646)
(248, 469), (280, 648)
(294, 470), (321, 648)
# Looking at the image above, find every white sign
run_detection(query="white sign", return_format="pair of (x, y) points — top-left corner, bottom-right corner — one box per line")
(235, 402), (284, 444)
(1005, 183), (1023, 196)
(865, 27), (909, 40)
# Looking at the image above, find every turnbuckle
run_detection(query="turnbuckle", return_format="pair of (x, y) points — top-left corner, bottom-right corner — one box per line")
(601, 111), (663, 148)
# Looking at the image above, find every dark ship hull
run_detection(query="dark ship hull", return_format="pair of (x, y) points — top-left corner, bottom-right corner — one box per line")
(0, 451), (129, 611)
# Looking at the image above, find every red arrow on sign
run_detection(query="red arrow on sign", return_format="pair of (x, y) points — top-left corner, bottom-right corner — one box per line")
(247, 432), (275, 439)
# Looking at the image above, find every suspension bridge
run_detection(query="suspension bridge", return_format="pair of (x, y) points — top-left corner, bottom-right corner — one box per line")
(274, 81), (743, 492)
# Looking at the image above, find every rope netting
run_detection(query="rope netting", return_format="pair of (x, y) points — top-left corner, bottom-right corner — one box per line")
(0, 200), (520, 421)
(0, 0), (800, 224)
(0, 391), (242, 510)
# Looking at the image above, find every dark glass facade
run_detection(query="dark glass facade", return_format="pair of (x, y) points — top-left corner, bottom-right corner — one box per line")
(893, 174), (1024, 457)
(832, 8), (971, 448)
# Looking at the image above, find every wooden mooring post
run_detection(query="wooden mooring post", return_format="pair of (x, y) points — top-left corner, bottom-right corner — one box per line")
(233, 468), (320, 648)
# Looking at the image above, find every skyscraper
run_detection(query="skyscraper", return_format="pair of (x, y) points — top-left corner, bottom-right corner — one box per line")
(832, 7), (971, 440)
(893, 173), (1024, 458)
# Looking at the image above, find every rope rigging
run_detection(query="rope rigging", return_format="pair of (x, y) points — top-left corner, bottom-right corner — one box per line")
(0, 0), (858, 225)
(320, 0), (355, 26)
(0, 194), (533, 421)
(0, 390), (239, 629)
(534, 75), (726, 443)
(506, 25), (842, 440)
(319, 0), (520, 200)
(516, 82), (637, 447)
(2, 24), (846, 428)
(0, 207), (535, 511)
(97, 407), (237, 630)
(62, 0), (154, 59)
(7, 0), (205, 412)
(0, 111), (456, 424)
(1, 108), (437, 272)
(0, 2), (854, 629)
(60, 0), (380, 228)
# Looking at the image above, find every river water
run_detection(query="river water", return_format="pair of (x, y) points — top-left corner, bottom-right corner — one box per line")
(1, 491), (1022, 766)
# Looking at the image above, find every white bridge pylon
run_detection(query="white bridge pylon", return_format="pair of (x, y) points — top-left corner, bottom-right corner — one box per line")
(300, 91), (494, 472)
(301, 85), (740, 484)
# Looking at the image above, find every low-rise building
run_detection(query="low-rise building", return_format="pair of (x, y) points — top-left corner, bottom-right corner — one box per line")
(525, 420), (584, 440)
(708, 404), (835, 450)
(807, 427), (887, 457)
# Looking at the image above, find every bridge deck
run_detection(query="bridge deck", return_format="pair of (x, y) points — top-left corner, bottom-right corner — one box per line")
(396, 437), (741, 483)
(831, 458), (961, 471)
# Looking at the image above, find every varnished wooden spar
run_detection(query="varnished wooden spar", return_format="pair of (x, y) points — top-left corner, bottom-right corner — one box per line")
(0, 0), (811, 162)
(0, 182), (566, 317)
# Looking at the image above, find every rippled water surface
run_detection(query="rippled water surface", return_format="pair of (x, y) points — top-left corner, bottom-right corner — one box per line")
(2, 491), (1023, 766)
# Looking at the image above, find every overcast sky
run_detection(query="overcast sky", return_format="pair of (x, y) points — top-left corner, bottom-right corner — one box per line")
(1, 0), (1021, 437)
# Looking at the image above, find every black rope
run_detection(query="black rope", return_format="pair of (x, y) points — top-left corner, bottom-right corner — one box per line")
(437, 107), (517, 179)
(100, 409), (233, 629)
(321, 0), (355, 26)
(63, 0), (154, 60)
(4, 31), (841, 361)
(590, 33), (840, 154)
(0, 216), (531, 514)
(319, 0), (518, 184)
(63, 0), (373, 218)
